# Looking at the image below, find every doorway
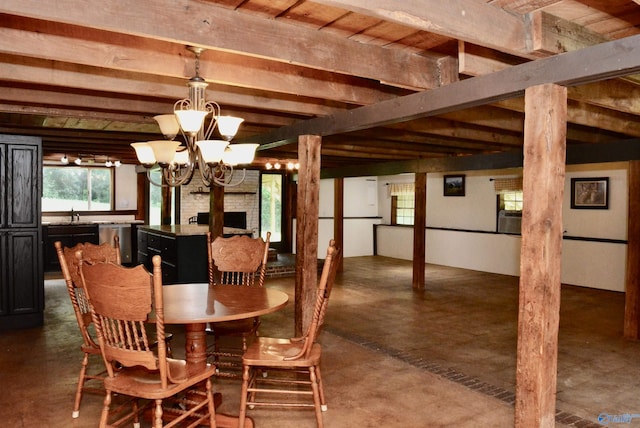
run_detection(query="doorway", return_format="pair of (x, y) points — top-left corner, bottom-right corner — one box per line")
(260, 172), (285, 251)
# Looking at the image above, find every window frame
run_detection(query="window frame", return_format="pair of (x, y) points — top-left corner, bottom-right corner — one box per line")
(391, 192), (415, 226)
(42, 164), (116, 214)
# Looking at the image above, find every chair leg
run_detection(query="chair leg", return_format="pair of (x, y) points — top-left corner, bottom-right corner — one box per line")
(309, 366), (324, 428)
(99, 390), (111, 428)
(315, 364), (328, 411)
(153, 399), (163, 428)
(206, 378), (217, 428)
(239, 365), (250, 425)
(73, 352), (90, 418)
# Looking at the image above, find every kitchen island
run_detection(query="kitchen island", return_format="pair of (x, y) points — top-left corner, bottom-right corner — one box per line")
(136, 225), (253, 284)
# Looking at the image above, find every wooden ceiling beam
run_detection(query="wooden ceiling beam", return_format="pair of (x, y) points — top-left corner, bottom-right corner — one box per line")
(312, 0), (530, 57)
(0, 0), (451, 90)
(495, 98), (640, 139)
(0, 22), (403, 108)
(238, 34), (640, 148)
(0, 58), (339, 118)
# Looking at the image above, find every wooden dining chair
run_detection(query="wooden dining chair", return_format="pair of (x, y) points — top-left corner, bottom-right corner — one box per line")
(238, 239), (341, 428)
(205, 231), (271, 376)
(77, 254), (217, 428)
(55, 238), (122, 419)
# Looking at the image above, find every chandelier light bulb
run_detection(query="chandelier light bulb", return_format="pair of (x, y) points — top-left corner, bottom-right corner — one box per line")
(266, 162), (273, 170)
(74, 157), (82, 165)
(287, 162), (294, 170)
(274, 162), (281, 170)
(114, 160), (121, 168)
(61, 155), (69, 165)
(217, 116), (244, 141)
(105, 159), (113, 168)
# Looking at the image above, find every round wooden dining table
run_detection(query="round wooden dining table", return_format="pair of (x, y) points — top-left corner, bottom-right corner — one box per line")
(161, 283), (289, 427)
(162, 283), (289, 370)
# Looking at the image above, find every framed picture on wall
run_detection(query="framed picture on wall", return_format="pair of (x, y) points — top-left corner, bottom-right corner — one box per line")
(571, 177), (609, 209)
(443, 175), (465, 197)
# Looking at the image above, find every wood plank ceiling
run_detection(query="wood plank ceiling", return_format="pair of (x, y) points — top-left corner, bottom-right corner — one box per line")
(0, 0), (638, 170)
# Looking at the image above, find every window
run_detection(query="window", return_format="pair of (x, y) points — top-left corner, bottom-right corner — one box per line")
(389, 183), (415, 225)
(500, 190), (523, 212)
(260, 173), (283, 243)
(43, 166), (113, 212)
(147, 169), (176, 225)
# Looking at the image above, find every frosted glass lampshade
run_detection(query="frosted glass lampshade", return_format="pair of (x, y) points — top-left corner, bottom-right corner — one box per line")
(175, 109), (208, 134)
(147, 140), (181, 165)
(131, 142), (156, 165)
(172, 148), (190, 166)
(222, 143), (258, 166)
(196, 140), (229, 164)
(154, 114), (180, 139)
(217, 116), (244, 141)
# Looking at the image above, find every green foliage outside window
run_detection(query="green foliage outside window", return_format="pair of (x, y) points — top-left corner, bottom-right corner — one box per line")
(43, 166), (112, 211)
(261, 174), (282, 242)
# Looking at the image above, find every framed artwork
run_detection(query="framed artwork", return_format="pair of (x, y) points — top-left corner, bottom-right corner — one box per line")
(443, 175), (465, 197)
(571, 177), (609, 209)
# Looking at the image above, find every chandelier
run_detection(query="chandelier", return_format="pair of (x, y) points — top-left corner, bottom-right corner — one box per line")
(131, 46), (258, 187)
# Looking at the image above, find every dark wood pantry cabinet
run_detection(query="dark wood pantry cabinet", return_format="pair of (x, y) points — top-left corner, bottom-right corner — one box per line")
(0, 135), (43, 329)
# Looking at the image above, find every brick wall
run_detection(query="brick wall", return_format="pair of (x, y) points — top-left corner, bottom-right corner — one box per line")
(179, 170), (260, 235)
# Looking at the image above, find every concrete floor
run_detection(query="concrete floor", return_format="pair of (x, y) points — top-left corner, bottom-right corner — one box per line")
(1, 256), (638, 427)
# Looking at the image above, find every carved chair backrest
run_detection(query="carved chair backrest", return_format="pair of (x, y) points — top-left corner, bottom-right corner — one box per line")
(77, 255), (173, 387)
(207, 232), (271, 287)
(55, 237), (121, 349)
(285, 239), (341, 361)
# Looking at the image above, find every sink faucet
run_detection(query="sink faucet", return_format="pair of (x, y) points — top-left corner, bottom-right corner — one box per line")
(70, 209), (80, 222)
(70, 208), (74, 222)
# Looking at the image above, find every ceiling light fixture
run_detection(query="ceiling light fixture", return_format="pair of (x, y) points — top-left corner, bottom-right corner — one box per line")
(131, 46), (257, 187)
(74, 156), (82, 166)
(61, 154), (69, 165)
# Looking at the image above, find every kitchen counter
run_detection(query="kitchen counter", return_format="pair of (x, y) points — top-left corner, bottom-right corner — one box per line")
(43, 220), (144, 226)
(139, 224), (253, 237)
(43, 221), (143, 270)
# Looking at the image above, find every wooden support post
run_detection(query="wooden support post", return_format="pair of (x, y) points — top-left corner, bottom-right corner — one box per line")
(295, 135), (321, 336)
(283, 175), (296, 253)
(515, 83), (567, 428)
(412, 172), (426, 289)
(135, 172), (146, 221)
(208, 185), (224, 239)
(161, 186), (172, 225)
(334, 177), (344, 272)
(624, 160), (640, 339)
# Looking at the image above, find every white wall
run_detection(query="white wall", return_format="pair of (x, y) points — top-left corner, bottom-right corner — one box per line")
(294, 176), (382, 257)
(115, 164), (137, 211)
(376, 163), (629, 292)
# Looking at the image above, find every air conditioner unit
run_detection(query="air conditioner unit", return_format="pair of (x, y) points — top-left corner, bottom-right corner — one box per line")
(498, 210), (522, 234)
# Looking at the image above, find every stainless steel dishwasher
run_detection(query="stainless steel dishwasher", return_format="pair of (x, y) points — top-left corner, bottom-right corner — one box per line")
(98, 224), (133, 264)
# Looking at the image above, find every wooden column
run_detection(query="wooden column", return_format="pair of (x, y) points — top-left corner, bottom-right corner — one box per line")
(135, 172), (146, 221)
(208, 185), (224, 239)
(161, 186), (172, 225)
(515, 84), (567, 428)
(412, 172), (426, 289)
(283, 175), (296, 253)
(295, 135), (321, 336)
(624, 160), (640, 339)
(334, 177), (344, 272)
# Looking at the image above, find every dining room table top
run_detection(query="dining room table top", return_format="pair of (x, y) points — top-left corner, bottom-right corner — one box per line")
(161, 283), (289, 325)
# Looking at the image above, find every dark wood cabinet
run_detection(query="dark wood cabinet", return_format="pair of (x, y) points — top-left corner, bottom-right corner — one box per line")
(0, 135), (43, 329)
(137, 226), (208, 284)
(43, 224), (99, 272)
